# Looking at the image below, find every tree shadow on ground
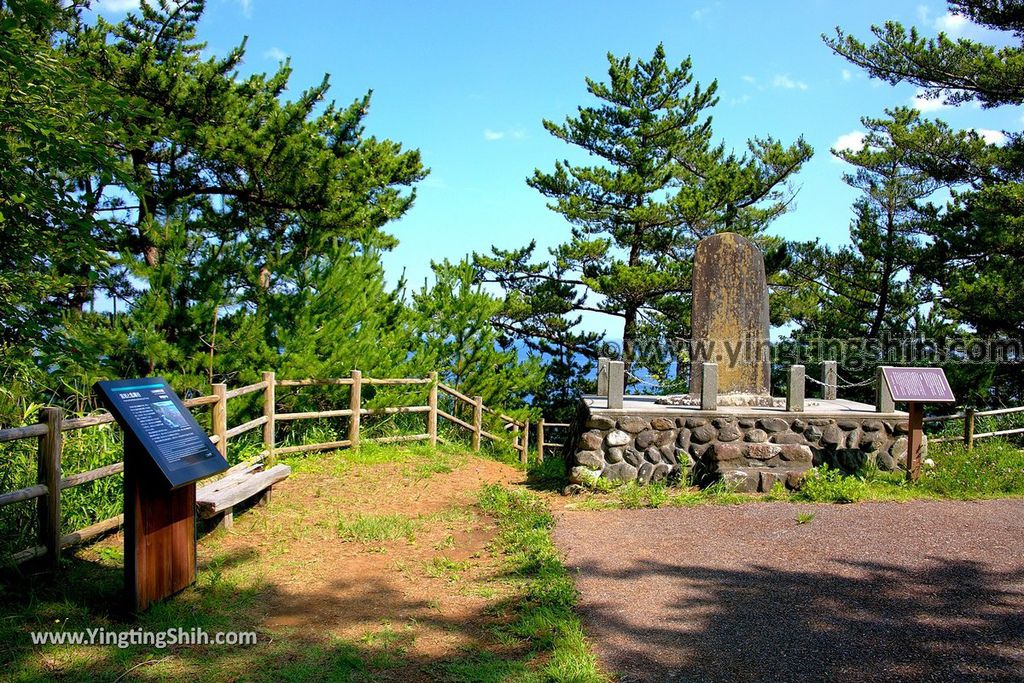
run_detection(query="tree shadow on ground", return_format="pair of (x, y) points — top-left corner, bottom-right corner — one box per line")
(572, 556), (1024, 682)
(0, 546), (538, 682)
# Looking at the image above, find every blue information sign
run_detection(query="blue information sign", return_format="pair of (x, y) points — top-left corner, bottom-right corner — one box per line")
(95, 378), (228, 489)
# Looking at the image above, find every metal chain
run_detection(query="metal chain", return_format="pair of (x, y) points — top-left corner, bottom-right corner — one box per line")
(806, 374), (875, 389)
(626, 370), (665, 389)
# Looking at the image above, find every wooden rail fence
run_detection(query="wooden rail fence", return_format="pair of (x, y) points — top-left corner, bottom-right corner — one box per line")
(925, 405), (1024, 447)
(537, 419), (571, 463)
(0, 370), (532, 567)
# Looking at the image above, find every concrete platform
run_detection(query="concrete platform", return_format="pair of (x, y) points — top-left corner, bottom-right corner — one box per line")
(584, 394), (905, 419)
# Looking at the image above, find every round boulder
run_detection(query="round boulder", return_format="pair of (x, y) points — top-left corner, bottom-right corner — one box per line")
(605, 430), (631, 448)
(580, 430), (604, 450)
(617, 416), (649, 434)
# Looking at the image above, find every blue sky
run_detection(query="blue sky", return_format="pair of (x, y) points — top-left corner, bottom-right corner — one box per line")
(95, 0), (1021, 336)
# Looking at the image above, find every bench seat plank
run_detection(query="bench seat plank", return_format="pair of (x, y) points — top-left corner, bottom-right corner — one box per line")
(196, 464), (291, 518)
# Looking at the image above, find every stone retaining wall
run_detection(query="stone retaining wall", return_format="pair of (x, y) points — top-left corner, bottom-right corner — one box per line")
(569, 409), (921, 493)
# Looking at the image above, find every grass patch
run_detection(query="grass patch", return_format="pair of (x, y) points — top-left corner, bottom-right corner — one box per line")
(477, 484), (607, 682)
(921, 440), (1024, 499)
(424, 556), (471, 582)
(337, 514), (418, 544)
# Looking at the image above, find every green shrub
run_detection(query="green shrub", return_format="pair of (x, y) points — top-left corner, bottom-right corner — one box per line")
(793, 465), (867, 503)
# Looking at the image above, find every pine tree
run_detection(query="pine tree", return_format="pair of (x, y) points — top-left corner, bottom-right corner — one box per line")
(69, 0), (426, 383)
(479, 44), (811, 391)
(409, 259), (544, 411)
(825, 0), (1024, 339)
(788, 109), (937, 349)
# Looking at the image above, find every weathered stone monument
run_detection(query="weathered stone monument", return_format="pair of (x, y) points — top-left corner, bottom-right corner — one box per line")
(660, 232), (776, 406)
(565, 230), (917, 493)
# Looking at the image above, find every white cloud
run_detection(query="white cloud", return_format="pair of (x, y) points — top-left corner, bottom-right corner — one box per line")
(917, 4), (930, 22)
(691, 2), (719, 21)
(237, 0), (253, 18)
(264, 47), (287, 61)
(483, 127), (525, 141)
(772, 74), (808, 91)
(97, 0), (139, 11)
(974, 128), (1006, 145)
(833, 131), (866, 153)
(911, 89), (947, 112)
(729, 94), (751, 106)
(741, 75), (756, 84)
(934, 11), (968, 34)
(841, 68), (853, 81)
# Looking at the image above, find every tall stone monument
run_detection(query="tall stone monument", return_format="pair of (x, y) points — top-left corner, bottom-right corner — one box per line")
(660, 232), (776, 407)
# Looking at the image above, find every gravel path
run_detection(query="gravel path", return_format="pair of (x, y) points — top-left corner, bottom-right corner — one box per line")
(552, 500), (1024, 682)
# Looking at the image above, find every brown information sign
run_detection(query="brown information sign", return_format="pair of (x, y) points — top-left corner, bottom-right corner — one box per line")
(881, 367), (956, 403)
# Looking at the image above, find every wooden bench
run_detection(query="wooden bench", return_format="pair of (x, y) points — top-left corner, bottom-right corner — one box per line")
(196, 461), (291, 529)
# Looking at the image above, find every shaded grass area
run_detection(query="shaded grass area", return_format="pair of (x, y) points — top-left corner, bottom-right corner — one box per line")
(557, 439), (1024, 510)
(472, 485), (606, 682)
(0, 443), (605, 682)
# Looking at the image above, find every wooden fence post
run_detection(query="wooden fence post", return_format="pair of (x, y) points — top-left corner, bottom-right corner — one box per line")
(537, 419), (545, 463)
(472, 396), (482, 452)
(263, 371), (275, 465)
(37, 407), (63, 568)
(965, 407), (975, 450)
(212, 383), (227, 457)
(520, 421), (529, 466)
(427, 372), (438, 447)
(349, 370), (362, 448)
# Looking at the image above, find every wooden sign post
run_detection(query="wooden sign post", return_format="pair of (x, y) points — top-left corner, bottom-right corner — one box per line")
(95, 379), (229, 611)
(879, 367), (956, 482)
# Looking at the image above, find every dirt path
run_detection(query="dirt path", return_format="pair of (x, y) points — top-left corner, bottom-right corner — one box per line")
(204, 450), (525, 671)
(553, 500), (1024, 683)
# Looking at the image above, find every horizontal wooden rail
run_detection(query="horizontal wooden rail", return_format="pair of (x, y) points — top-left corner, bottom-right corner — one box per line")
(183, 394), (219, 408)
(926, 406), (1024, 422)
(60, 462), (124, 490)
(480, 428), (498, 442)
(61, 413), (115, 431)
(923, 413), (963, 424)
(972, 427), (1024, 439)
(364, 377), (431, 386)
(543, 422), (571, 428)
(0, 484), (48, 507)
(976, 406), (1024, 418)
(439, 383), (473, 404)
(929, 436), (963, 444)
(276, 378), (354, 387)
(9, 514), (124, 566)
(0, 423), (48, 443)
(225, 416), (269, 439)
(11, 545), (46, 564)
(224, 381), (268, 400)
(60, 514), (123, 548)
(276, 409), (354, 421)
(542, 442), (563, 448)
(481, 403), (523, 426)
(362, 405), (430, 416)
(437, 409), (472, 431)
